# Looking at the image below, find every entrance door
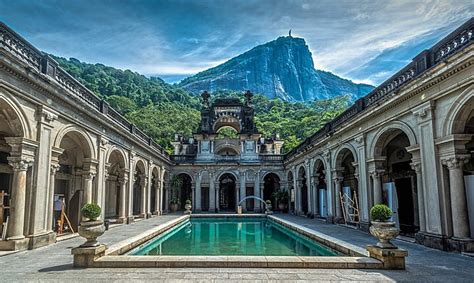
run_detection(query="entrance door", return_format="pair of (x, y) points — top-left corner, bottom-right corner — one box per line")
(395, 177), (417, 235)
(220, 183), (236, 211)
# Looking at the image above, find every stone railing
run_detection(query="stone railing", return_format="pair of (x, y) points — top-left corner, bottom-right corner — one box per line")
(0, 22), (169, 161)
(285, 17), (474, 161)
(259, 155), (284, 162)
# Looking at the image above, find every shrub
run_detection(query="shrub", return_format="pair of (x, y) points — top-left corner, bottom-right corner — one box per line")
(272, 189), (289, 204)
(185, 199), (192, 205)
(81, 203), (101, 221)
(370, 204), (393, 221)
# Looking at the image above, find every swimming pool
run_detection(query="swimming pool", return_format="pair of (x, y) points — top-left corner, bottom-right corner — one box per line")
(128, 217), (340, 256)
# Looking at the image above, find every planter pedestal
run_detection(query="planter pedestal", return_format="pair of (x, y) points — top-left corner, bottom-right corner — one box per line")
(366, 245), (407, 270)
(71, 244), (107, 268)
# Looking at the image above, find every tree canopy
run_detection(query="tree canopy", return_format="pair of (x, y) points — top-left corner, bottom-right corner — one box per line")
(54, 56), (349, 154)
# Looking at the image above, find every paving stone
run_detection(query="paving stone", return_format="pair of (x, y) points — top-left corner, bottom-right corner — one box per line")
(1, 214), (474, 282)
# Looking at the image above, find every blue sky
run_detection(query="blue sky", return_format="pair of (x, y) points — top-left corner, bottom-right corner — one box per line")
(1, 0), (472, 85)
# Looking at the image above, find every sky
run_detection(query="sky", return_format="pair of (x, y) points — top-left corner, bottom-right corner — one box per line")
(0, 0), (473, 85)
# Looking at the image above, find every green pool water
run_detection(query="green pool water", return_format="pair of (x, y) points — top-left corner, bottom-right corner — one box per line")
(128, 217), (340, 256)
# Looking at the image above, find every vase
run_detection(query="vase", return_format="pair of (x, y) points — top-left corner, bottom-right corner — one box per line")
(78, 220), (105, 247)
(184, 203), (192, 215)
(170, 203), (178, 212)
(369, 221), (399, 249)
(278, 203), (287, 211)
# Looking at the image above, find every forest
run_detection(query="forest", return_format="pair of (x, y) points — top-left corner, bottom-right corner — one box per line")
(54, 56), (350, 153)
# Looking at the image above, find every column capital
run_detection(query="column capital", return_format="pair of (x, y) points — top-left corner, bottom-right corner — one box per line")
(83, 171), (96, 180)
(36, 105), (58, 124)
(442, 156), (469, 170)
(410, 162), (422, 173)
(50, 163), (61, 175)
(369, 169), (384, 178)
(412, 101), (435, 123)
(333, 176), (344, 183)
(8, 159), (33, 171)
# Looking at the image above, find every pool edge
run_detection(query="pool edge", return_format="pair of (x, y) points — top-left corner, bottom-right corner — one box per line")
(92, 214), (384, 269)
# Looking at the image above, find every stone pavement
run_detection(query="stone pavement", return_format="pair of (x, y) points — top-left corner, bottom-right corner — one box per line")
(0, 214), (473, 282)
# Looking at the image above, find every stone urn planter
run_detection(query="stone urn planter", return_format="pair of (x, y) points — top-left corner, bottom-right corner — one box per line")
(78, 203), (105, 247)
(78, 220), (106, 247)
(265, 200), (273, 215)
(184, 200), (192, 215)
(370, 221), (399, 249)
(170, 202), (179, 212)
(278, 203), (287, 211)
(369, 204), (399, 249)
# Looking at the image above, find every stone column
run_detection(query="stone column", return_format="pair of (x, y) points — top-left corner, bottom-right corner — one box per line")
(292, 167), (298, 214)
(82, 172), (96, 205)
(216, 183), (220, 212)
(410, 161), (426, 232)
(47, 163), (60, 231)
(195, 173), (202, 212)
(305, 162), (312, 216)
(154, 179), (161, 214)
(411, 102), (443, 235)
(159, 166), (165, 215)
(254, 171), (261, 212)
(209, 174), (216, 212)
(239, 172), (246, 211)
(47, 147), (63, 231)
(313, 175), (320, 216)
(140, 175), (148, 218)
(146, 162), (153, 217)
(118, 171), (128, 222)
(370, 170), (384, 205)
(6, 160), (32, 240)
(443, 156), (470, 238)
(333, 176), (344, 219)
(296, 180), (303, 215)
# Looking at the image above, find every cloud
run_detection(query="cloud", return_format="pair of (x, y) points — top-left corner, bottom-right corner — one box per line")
(0, 0), (472, 84)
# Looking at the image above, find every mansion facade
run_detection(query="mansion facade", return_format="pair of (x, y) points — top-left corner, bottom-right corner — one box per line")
(0, 18), (473, 252)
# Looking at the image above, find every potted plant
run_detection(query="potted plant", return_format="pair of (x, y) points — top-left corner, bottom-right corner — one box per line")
(272, 189), (289, 211)
(184, 199), (192, 215)
(265, 200), (273, 214)
(369, 204), (399, 249)
(78, 203), (105, 247)
(169, 175), (183, 212)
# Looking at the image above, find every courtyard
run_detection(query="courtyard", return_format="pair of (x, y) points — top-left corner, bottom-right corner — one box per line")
(0, 214), (473, 282)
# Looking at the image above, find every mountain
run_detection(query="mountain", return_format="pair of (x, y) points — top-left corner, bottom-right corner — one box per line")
(54, 56), (350, 153)
(179, 36), (374, 102)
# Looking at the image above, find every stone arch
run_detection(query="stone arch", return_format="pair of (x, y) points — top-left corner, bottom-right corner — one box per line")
(369, 121), (417, 159)
(443, 86), (474, 135)
(333, 143), (358, 168)
(133, 158), (147, 174)
(216, 170), (239, 182)
(0, 89), (32, 139)
(150, 166), (160, 213)
(172, 170), (195, 183)
(0, 90), (33, 240)
(173, 172), (193, 211)
(218, 172), (238, 211)
(213, 113), (242, 133)
(54, 125), (96, 160)
(131, 159), (147, 216)
(313, 156), (329, 218)
(104, 147), (128, 219)
(105, 146), (129, 170)
(312, 156), (328, 174)
(261, 171), (284, 183)
(214, 143), (240, 156)
(263, 172), (281, 211)
(297, 164), (309, 215)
